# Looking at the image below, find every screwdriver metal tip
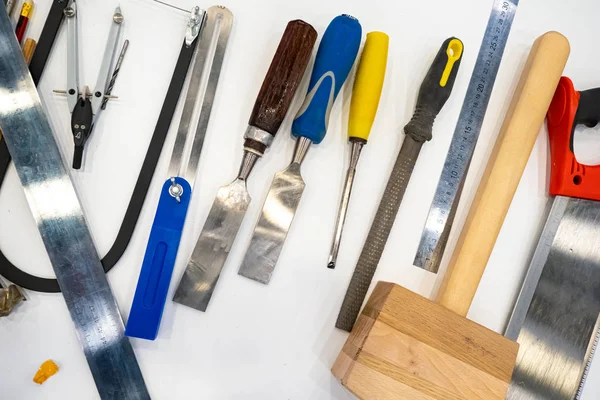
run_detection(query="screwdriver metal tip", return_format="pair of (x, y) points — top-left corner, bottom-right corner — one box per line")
(326, 141), (364, 271)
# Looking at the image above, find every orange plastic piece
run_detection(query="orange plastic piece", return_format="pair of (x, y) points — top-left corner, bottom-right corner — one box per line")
(33, 360), (59, 384)
(546, 76), (600, 201)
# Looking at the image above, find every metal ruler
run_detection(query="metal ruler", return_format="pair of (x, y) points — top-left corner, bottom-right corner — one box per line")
(414, 0), (518, 272)
(0, 6), (149, 399)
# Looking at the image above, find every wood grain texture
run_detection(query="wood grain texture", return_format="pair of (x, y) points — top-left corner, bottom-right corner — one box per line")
(436, 31), (570, 317)
(376, 284), (517, 382)
(346, 363), (436, 400)
(361, 321), (509, 399)
(248, 20), (317, 135)
(333, 282), (518, 399)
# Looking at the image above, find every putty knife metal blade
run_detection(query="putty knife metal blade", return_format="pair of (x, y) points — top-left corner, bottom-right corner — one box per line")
(238, 162), (305, 284)
(237, 15), (362, 285)
(172, 20), (318, 311)
(173, 179), (250, 311)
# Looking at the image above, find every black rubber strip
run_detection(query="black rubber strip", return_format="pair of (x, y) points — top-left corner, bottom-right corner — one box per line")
(0, 40), (197, 292)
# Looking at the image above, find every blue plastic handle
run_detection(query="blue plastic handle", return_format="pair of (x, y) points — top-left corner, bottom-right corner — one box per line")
(126, 177), (191, 340)
(292, 15), (362, 144)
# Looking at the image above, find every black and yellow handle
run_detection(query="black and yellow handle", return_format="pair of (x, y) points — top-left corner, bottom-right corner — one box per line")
(404, 37), (463, 142)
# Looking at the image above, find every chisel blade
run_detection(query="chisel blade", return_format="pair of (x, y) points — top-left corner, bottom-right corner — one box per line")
(172, 20), (318, 311)
(173, 179), (250, 311)
(238, 163), (305, 284)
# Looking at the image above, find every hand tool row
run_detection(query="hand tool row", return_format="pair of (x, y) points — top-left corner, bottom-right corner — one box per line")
(1, 1), (597, 399)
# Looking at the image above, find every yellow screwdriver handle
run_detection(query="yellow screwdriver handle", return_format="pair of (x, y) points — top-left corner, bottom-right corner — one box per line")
(348, 31), (389, 142)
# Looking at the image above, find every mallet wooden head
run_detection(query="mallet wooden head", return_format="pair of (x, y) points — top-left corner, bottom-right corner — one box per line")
(332, 282), (518, 399)
(333, 30), (570, 400)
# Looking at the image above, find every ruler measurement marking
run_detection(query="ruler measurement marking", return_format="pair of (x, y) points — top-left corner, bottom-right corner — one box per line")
(415, 0), (517, 270)
(0, 7), (149, 397)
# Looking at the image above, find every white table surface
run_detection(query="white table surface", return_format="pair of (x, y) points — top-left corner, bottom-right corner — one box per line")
(1, 0), (599, 398)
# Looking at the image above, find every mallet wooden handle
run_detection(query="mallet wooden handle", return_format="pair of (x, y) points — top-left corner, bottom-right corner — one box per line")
(436, 31), (570, 317)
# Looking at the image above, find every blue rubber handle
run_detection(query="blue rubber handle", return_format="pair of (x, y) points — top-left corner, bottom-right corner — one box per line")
(126, 177), (191, 340)
(292, 15), (362, 144)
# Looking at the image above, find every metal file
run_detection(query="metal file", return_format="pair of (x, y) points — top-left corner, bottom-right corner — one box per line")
(336, 37), (464, 332)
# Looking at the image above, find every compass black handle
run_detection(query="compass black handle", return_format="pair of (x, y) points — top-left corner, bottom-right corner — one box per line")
(70, 97), (93, 169)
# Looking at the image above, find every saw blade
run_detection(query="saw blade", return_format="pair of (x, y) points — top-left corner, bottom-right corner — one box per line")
(507, 197), (600, 399)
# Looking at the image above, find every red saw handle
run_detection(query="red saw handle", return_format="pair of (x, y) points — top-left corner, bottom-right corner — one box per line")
(546, 76), (600, 201)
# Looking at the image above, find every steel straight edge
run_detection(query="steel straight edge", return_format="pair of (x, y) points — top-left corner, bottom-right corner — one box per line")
(0, 6), (149, 400)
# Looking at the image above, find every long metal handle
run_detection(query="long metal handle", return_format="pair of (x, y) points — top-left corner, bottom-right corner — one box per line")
(336, 137), (423, 332)
(65, 2), (79, 111)
(166, 7), (209, 181)
(184, 6), (233, 184)
(91, 6), (123, 115)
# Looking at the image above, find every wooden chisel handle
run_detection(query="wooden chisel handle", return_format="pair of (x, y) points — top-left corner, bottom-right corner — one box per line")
(248, 20), (317, 140)
(435, 31), (570, 317)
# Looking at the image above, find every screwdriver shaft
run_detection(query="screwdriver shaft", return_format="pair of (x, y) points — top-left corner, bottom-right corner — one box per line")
(328, 140), (364, 269)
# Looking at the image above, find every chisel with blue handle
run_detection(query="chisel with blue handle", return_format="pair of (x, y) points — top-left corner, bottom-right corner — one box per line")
(238, 15), (362, 285)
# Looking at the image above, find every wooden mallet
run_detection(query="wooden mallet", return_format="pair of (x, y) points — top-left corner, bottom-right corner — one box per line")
(332, 31), (570, 400)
